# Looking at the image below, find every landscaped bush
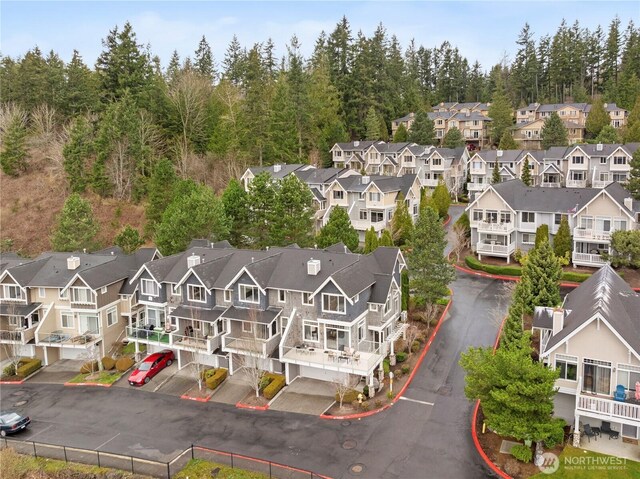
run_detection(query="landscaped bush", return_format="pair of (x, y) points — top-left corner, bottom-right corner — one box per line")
(394, 338), (407, 353)
(16, 357), (41, 377)
(383, 358), (390, 374)
(3, 364), (16, 377)
(115, 357), (135, 372)
(101, 356), (116, 371)
(387, 390), (395, 400)
(396, 351), (407, 363)
(263, 373), (286, 400)
(511, 444), (533, 463)
(80, 361), (99, 374)
(393, 368), (403, 379)
(435, 297), (450, 306)
(259, 375), (272, 392)
(374, 399), (383, 409)
(560, 271), (591, 283)
(363, 385), (369, 397)
(464, 256), (523, 276)
(411, 340), (420, 353)
(205, 368), (228, 390)
(360, 401), (370, 411)
(200, 368), (216, 381)
(337, 389), (360, 404)
(401, 365), (410, 375)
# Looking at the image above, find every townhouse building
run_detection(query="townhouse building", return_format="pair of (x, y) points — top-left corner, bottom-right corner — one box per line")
(532, 265), (640, 446)
(0, 248), (158, 365)
(418, 147), (470, 193)
(467, 179), (639, 267)
(331, 141), (434, 177)
(126, 241), (407, 390)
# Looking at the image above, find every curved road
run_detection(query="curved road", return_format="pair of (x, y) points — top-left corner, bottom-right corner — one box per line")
(1, 206), (509, 478)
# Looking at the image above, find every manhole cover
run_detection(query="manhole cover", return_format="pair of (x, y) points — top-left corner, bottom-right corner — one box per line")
(14, 400), (27, 407)
(349, 464), (365, 475)
(341, 421), (351, 427)
(342, 439), (357, 450)
(10, 391), (25, 397)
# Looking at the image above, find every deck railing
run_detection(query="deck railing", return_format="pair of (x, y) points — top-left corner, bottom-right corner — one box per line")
(577, 393), (640, 422)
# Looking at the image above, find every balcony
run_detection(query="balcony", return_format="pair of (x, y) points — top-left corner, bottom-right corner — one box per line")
(222, 333), (281, 358)
(540, 182), (561, 188)
(281, 340), (384, 376)
(477, 221), (514, 233)
(421, 178), (440, 188)
(0, 326), (36, 344)
(38, 330), (101, 348)
(351, 220), (386, 232)
(591, 180), (611, 189)
(476, 241), (515, 256)
(574, 229), (611, 241)
(572, 252), (607, 267)
(566, 179), (587, 188)
(467, 183), (488, 192)
(127, 326), (218, 353)
(577, 393), (640, 424)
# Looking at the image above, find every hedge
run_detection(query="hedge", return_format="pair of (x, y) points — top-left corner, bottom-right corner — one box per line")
(559, 272), (592, 283)
(115, 357), (135, 372)
(102, 356), (116, 371)
(205, 368), (228, 390)
(465, 256), (592, 283)
(263, 373), (286, 400)
(16, 358), (41, 377)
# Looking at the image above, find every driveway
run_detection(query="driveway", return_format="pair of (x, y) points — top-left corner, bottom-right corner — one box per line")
(113, 361), (178, 390)
(269, 377), (335, 415)
(209, 373), (252, 405)
(27, 359), (83, 384)
(154, 366), (196, 396)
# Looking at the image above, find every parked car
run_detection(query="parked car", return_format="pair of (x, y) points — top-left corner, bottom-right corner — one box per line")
(0, 411), (31, 436)
(128, 350), (175, 386)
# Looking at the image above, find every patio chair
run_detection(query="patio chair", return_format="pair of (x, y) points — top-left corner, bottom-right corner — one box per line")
(582, 424), (598, 443)
(600, 421), (619, 440)
(613, 384), (626, 402)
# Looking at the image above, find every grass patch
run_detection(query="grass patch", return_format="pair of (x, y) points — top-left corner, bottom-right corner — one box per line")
(529, 446), (640, 478)
(174, 459), (270, 479)
(122, 342), (146, 355)
(68, 371), (123, 384)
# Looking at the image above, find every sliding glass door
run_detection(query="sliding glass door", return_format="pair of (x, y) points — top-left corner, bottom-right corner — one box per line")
(583, 358), (611, 395)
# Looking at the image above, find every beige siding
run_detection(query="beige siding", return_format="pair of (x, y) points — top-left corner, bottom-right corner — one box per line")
(473, 189), (510, 212)
(578, 193), (632, 221)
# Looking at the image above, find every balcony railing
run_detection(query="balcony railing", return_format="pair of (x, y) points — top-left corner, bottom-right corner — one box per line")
(38, 330), (100, 347)
(127, 326), (171, 345)
(566, 179), (587, 188)
(281, 340), (383, 375)
(572, 252), (607, 266)
(421, 179), (440, 187)
(0, 327), (36, 344)
(477, 221), (514, 233)
(223, 333), (281, 358)
(351, 220), (386, 232)
(540, 182), (561, 188)
(577, 393), (640, 422)
(476, 242), (515, 255)
(574, 229), (611, 241)
(591, 180), (611, 189)
(467, 183), (487, 192)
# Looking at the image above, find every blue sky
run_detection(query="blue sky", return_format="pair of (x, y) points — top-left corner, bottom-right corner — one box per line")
(1, 1), (637, 71)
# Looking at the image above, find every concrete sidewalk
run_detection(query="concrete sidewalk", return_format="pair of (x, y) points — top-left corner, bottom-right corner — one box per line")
(269, 377), (335, 415)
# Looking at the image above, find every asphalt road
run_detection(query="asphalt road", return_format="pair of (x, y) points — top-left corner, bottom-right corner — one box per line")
(1, 205), (509, 478)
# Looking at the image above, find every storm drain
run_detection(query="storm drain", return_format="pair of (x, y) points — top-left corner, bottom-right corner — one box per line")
(341, 421), (351, 427)
(342, 439), (357, 450)
(14, 400), (27, 407)
(349, 463), (365, 475)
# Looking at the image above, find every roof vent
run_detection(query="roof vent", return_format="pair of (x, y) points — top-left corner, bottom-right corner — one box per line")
(596, 143), (603, 151)
(273, 164), (282, 173)
(497, 150), (503, 157)
(187, 254), (201, 268)
(353, 141), (360, 147)
(362, 176), (370, 185)
(624, 197), (633, 210)
(307, 259), (321, 276)
(67, 256), (80, 270)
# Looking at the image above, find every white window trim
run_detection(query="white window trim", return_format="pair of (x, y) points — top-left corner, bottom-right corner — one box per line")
(239, 284), (260, 304)
(187, 284), (206, 303)
(302, 292), (314, 306)
(224, 289), (232, 302)
(101, 286), (107, 294)
(71, 287), (95, 304)
(278, 289), (286, 303)
(141, 278), (159, 297)
(106, 307), (118, 328)
(303, 319), (320, 343)
(369, 303), (379, 311)
(59, 288), (69, 300)
(38, 287), (45, 298)
(3, 284), (24, 301)
(8, 316), (20, 327)
(322, 293), (346, 315)
(61, 312), (74, 329)
(554, 354), (578, 381)
(172, 284), (181, 296)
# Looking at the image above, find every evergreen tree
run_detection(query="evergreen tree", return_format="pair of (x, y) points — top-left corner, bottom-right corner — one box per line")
(194, 35), (216, 82)
(491, 160), (501, 184)
(407, 206), (455, 305)
(627, 147), (640, 200)
(501, 283), (526, 349)
(379, 229), (394, 246)
(606, 230), (640, 268)
(624, 97), (640, 142)
(0, 113), (28, 176)
(442, 126), (464, 148)
(401, 269), (409, 311)
(65, 50), (99, 116)
(145, 159), (178, 238)
(221, 178), (248, 246)
(223, 35), (246, 85)
(498, 130), (518, 150)
(585, 97), (611, 138)
(521, 240), (562, 313)
(595, 125), (620, 143)
(535, 224), (549, 248)
(364, 227), (379, 254)
(267, 73), (300, 163)
(365, 107), (381, 140)
(378, 115), (390, 142)
(408, 110), (436, 145)
(50, 193), (99, 252)
(431, 182), (451, 219)
(520, 157), (532, 186)
(488, 76), (513, 145)
(270, 174), (315, 247)
(63, 116), (93, 193)
(114, 225), (144, 254)
(553, 215), (572, 259)
(390, 193), (413, 246)
(541, 112), (568, 148)
(393, 123), (408, 142)
(154, 182), (229, 256)
(245, 172), (278, 249)
(316, 207), (359, 252)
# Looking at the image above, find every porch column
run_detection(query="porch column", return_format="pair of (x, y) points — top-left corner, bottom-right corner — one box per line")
(229, 353), (234, 376)
(572, 413), (581, 447)
(285, 363), (290, 384)
(368, 373), (375, 398)
(43, 347), (49, 366)
(177, 350), (182, 370)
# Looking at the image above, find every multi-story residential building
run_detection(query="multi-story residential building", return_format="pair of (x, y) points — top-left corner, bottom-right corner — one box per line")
(418, 147), (470, 192)
(331, 141), (434, 177)
(330, 141), (381, 171)
(467, 179), (639, 267)
(467, 149), (526, 193)
(126, 242), (407, 389)
(532, 265), (640, 446)
(0, 248), (158, 365)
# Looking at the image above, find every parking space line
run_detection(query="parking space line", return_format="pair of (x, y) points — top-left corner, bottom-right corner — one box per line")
(399, 396), (434, 406)
(96, 432), (120, 450)
(25, 424), (53, 439)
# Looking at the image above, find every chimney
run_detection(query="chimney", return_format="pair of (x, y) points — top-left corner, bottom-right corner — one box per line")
(362, 176), (370, 185)
(552, 308), (564, 336)
(497, 150), (503, 157)
(67, 256), (80, 270)
(187, 254), (201, 268)
(273, 164), (282, 173)
(624, 197), (633, 210)
(596, 143), (603, 151)
(307, 259), (321, 275)
(354, 141), (360, 147)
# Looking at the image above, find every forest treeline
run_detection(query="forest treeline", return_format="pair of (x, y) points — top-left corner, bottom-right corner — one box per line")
(1, 15), (639, 201)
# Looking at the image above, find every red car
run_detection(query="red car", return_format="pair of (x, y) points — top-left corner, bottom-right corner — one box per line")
(128, 350), (175, 386)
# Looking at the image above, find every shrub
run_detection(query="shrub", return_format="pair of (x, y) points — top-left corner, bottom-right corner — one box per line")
(101, 356), (116, 371)
(363, 385), (369, 397)
(393, 369), (403, 379)
(263, 373), (285, 399)
(401, 365), (410, 375)
(435, 297), (450, 306)
(3, 364), (16, 377)
(511, 444), (533, 463)
(464, 256), (523, 276)
(394, 338), (407, 353)
(337, 389), (360, 403)
(351, 400), (360, 409)
(17, 358), (42, 377)
(396, 351), (407, 363)
(205, 368), (228, 390)
(80, 361), (99, 374)
(374, 399), (383, 409)
(115, 357), (135, 372)
(411, 340), (420, 353)
(360, 401), (370, 411)
(200, 368), (216, 381)
(387, 390), (395, 400)
(383, 358), (390, 374)
(560, 272), (591, 283)
(259, 375), (272, 392)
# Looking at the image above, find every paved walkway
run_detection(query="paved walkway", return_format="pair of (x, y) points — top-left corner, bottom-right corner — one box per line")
(269, 377), (335, 415)
(27, 359), (83, 384)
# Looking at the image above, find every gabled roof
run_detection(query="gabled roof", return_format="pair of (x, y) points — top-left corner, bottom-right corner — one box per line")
(491, 179), (599, 213)
(542, 265), (640, 358)
(245, 164), (307, 179)
(333, 141), (378, 152)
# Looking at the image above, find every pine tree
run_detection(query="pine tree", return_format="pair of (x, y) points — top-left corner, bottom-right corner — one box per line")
(65, 50), (99, 116)
(0, 112), (28, 176)
(365, 107), (381, 140)
(364, 227), (379, 253)
(379, 229), (394, 246)
(624, 97), (640, 143)
(378, 115), (389, 142)
(221, 178), (248, 246)
(535, 224), (549, 248)
(501, 284), (526, 349)
(63, 116), (93, 193)
(520, 157), (532, 186)
(267, 73), (299, 163)
(194, 35), (216, 82)
(145, 159), (178, 238)
(431, 182), (451, 219)
(488, 76), (513, 145)
(521, 240), (562, 313)
(407, 206), (455, 305)
(114, 225), (144, 253)
(553, 215), (572, 259)
(442, 126), (464, 148)
(585, 97), (610, 138)
(393, 123), (408, 142)
(245, 172), (278, 249)
(270, 174), (315, 247)
(627, 147), (640, 200)
(390, 193), (413, 246)
(498, 130), (518, 150)
(541, 112), (568, 148)
(50, 193), (99, 252)
(316, 207), (359, 252)
(223, 35), (245, 85)
(401, 269), (410, 311)
(595, 125), (620, 143)
(408, 110), (436, 145)
(491, 160), (501, 184)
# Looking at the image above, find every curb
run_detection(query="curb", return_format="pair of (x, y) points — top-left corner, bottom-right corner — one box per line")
(236, 401), (269, 411)
(181, 392), (213, 402)
(442, 214), (452, 227)
(320, 290), (453, 420)
(63, 382), (113, 388)
(0, 379), (25, 385)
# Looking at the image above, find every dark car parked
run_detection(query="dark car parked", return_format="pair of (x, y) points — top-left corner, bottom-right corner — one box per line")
(0, 411), (31, 436)
(128, 349), (175, 386)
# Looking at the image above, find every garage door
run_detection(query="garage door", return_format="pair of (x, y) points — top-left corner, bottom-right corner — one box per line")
(60, 348), (85, 360)
(299, 366), (345, 383)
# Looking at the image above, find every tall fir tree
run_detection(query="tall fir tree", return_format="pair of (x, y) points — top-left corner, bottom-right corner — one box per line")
(431, 182), (451, 219)
(521, 239), (562, 313)
(553, 215), (572, 259)
(535, 224), (550, 248)
(0, 112), (28, 176)
(379, 229), (394, 247)
(365, 106), (381, 140)
(145, 159), (178, 238)
(114, 225), (144, 253)
(498, 130), (518, 150)
(408, 110), (436, 145)
(627, 147), (640, 200)
(316, 206), (359, 252)
(65, 50), (100, 116)
(270, 174), (315, 247)
(595, 125), (620, 143)
(194, 35), (216, 82)
(245, 172), (278, 249)
(491, 160), (501, 184)
(585, 97), (610, 138)
(488, 76), (513, 145)
(393, 123), (408, 142)
(50, 193), (99, 252)
(221, 178), (248, 246)
(541, 112), (568, 148)
(442, 126), (464, 148)
(390, 193), (413, 246)
(520, 157), (532, 186)
(363, 227), (379, 254)
(63, 116), (93, 193)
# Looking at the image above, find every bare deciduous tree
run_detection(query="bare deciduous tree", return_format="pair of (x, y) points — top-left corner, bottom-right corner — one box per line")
(451, 222), (470, 263)
(0, 103), (28, 139)
(333, 373), (360, 409)
(2, 303), (23, 377)
(404, 324), (420, 356)
(30, 104), (57, 145)
(236, 309), (265, 398)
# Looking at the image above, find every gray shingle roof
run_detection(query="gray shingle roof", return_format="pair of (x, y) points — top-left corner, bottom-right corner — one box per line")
(170, 305), (226, 324)
(248, 164), (307, 179)
(221, 306), (282, 324)
(0, 302), (41, 317)
(491, 180), (599, 213)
